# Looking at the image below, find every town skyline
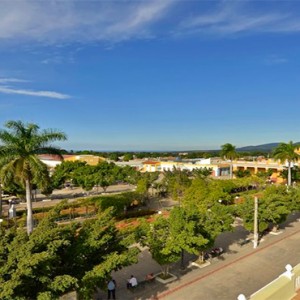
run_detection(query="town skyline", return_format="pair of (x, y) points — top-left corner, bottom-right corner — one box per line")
(0, 1), (300, 151)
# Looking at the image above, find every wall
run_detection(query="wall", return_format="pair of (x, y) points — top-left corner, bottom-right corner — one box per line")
(239, 263), (300, 300)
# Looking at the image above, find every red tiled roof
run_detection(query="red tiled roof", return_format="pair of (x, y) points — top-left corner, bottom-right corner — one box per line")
(38, 154), (63, 161)
(62, 155), (76, 159)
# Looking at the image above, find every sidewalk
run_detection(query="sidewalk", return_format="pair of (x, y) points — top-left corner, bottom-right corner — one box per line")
(94, 223), (250, 300)
(94, 212), (300, 300)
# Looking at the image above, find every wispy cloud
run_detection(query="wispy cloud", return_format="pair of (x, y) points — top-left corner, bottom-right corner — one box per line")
(179, 1), (300, 36)
(0, 86), (70, 99)
(0, 1), (299, 45)
(0, 0), (175, 44)
(264, 55), (288, 65)
(0, 78), (29, 83)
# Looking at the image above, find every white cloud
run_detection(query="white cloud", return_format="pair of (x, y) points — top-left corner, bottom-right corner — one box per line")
(0, 86), (70, 99)
(265, 55), (288, 65)
(0, 1), (299, 45)
(179, 1), (300, 36)
(0, 0), (175, 44)
(0, 78), (29, 83)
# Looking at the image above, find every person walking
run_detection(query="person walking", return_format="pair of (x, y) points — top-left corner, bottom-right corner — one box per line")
(107, 278), (116, 300)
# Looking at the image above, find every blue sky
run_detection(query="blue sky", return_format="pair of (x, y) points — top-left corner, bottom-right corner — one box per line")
(0, 0), (300, 151)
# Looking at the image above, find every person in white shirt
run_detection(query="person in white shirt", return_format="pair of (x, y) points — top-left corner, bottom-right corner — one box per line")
(127, 275), (138, 288)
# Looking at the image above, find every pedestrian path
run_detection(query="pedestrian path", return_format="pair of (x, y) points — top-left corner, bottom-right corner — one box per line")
(94, 224), (249, 300)
(94, 212), (300, 300)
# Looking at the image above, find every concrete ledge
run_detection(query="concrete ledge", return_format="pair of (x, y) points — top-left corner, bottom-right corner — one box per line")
(270, 230), (283, 235)
(155, 272), (177, 284)
(190, 260), (211, 268)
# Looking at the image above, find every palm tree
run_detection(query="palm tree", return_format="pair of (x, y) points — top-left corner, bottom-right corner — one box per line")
(273, 141), (299, 186)
(0, 178), (2, 218)
(220, 143), (238, 179)
(0, 120), (66, 234)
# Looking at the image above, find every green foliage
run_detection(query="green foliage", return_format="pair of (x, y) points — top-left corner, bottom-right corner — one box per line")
(51, 160), (139, 191)
(139, 216), (180, 273)
(183, 178), (235, 209)
(51, 161), (87, 189)
(220, 143), (239, 161)
(108, 153), (119, 161)
(234, 169), (251, 178)
(138, 205), (233, 274)
(192, 167), (213, 179)
(166, 207), (209, 256)
(280, 166), (300, 182)
(220, 143), (238, 179)
(273, 141), (300, 186)
(91, 192), (139, 215)
(237, 185), (292, 232)
(272, 141), (299, 163)
(285, 187), (300, 212)
(136, 178), (149, 196)
(256, 169), (274, 179)
(162, 168), (191, 200)
(123, 153), (134, 161)
(184, 152), (218, 159)
(0, 207), (139, 300)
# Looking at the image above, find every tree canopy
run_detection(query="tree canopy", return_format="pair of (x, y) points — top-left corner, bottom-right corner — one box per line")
(0, 207), (139, 300)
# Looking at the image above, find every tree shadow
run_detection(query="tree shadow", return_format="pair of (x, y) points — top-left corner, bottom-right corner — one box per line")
(279, 211), (300, 230)
(213, 225), (250, 253)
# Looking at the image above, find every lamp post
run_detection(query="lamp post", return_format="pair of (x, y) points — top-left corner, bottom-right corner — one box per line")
(253, 196), (259, 249)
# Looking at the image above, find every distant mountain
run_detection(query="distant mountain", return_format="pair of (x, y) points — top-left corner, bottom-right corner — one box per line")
(237, 142), (300, 152)
(237, 143), (280, 152)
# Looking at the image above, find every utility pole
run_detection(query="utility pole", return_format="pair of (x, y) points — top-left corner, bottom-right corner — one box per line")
(253, 196), (258, 249)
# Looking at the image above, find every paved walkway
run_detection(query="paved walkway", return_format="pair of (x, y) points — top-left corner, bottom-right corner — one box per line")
(95, 212), (300, 300)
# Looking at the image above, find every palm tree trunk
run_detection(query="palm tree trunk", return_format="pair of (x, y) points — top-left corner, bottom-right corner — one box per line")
(230, 161), (233, 179)
(288, 161), (292, 186)
(0, 181), (2, 218)
(25, 179), (34, 235)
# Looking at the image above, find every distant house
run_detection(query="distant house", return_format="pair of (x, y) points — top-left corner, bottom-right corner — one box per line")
(38, 154), (63, 169)
(232, 158), (285, 183)
(63, 155), (105, 166)
(115, 159), (144, 171)
(142, 161), (161, 172)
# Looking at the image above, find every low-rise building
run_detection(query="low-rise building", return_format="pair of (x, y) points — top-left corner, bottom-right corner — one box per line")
(63, 154), (105, 166)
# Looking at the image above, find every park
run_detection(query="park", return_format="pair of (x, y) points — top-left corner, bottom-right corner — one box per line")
(1, 121), (300, 299)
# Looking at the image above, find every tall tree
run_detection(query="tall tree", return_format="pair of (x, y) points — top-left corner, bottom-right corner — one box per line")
(220, 143), (238, 179)
(0, 207), (139, 300)
(0, 120), (66, 235)
(138, 216), (181, 277)
(273, 141), (300, 186)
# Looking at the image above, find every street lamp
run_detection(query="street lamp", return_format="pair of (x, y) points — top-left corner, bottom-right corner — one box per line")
(253, 196), (259, 249)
